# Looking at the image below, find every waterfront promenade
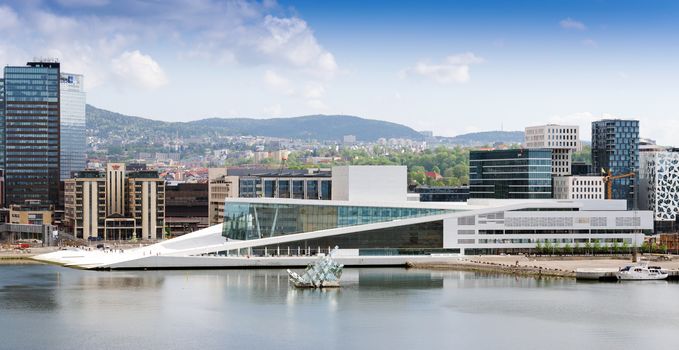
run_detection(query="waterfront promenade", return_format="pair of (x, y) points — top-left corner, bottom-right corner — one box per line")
(408, 254), (679, 278)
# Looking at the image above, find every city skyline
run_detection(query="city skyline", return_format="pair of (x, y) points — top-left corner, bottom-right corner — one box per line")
(1, 1), (678, 144)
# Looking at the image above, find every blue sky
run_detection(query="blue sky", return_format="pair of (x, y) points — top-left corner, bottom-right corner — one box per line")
(1, 0), (678, 144)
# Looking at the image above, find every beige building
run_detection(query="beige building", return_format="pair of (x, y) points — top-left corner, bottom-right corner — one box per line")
(208, 173), (239, 225)
(106, 163), (126, 216)
(9, 203), (54, 226)
(127, 171), (166, 240)
(64, 171), (106, 240)
(525, 125), (581, 176)
(553, 176), (605, 200)
(63, 167), (166, 241)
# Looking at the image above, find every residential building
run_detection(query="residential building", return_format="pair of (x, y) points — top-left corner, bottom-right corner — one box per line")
(591, 119), (639, 208)
(525, 124), (580, 176)
(553, 176), (605, 200)
(64, 170), (106, 240)
(469, 149), (552, 199)
(639, 149), (679, 233)
(127, 171), (165, 240)
(2, 61), (61, 206)
(412, 186), (469, 202)
(59, 73), (86, 180)
(165, 182), (208, 237)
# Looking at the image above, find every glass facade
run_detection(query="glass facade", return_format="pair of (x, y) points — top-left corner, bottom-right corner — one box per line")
(59, 73), (86, 181)
(591, 119), (639, 209)
(3, 62), (61, 205)
(0, 79), (4, 169)
(222, 201), (452, 240)
(469, 149), (552, 199)
(238, 176), (331, 200)
(257, 221), (445, 253)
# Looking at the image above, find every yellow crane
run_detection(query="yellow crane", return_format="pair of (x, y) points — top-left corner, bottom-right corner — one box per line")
(601, 169), (635, 199)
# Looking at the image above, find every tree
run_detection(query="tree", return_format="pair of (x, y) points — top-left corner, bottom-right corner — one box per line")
(544, 241), (553, 255)
(564, 243), (572, 255)
(535, 241), (543, 255)
(622, 240), (630, 254)
(584, 241), (592, 255)
(593, 240), (602, 255)
(612, 241), (620, 255)
(574, 242), (581, 255)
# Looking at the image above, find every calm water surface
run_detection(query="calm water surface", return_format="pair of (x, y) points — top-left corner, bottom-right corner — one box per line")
(1, 264), (678, 350)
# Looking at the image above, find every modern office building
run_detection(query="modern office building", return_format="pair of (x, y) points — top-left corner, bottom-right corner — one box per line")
(411, 186), (470, 202)
(208, 167), (333, 225)
(469, 149), (552, 199)
(553, 176), (605, 200)
(591, 119), (639, 208)
(2, 61), (61, 206)
(9, 201), (54, 225)
(639, 149), (679, 233)
(59, 73), (86, 180)
(35, 165), (653, 269)
(571, 161), (593, 176)
(64, 170), (106, 240)
(127, 171), (165, 240)
(165, 182), (209, 237)
(525, 125), (581, 176)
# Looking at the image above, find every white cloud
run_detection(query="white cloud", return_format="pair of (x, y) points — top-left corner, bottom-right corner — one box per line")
(402, 52), (484, 84)
(0, 1), (337, 94)
(256, 15), (337, 77)
(112, 50), (168, 89)
(0, 6), (18, 30)
(560, 18), (586, 30)
(303, 82), (325, 99)
(264, 69), (294, 95)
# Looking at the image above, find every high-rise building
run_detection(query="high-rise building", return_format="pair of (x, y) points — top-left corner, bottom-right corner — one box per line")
(639, 148), (679, 233)
(127, 171), (165, 240)
(64, 170), (106, 240)
(59, 73), (86, 181)
(469, 149), (552, 199)
(2, 61), (61, 206)
(591, 119), (639, 208)
(106, 163), (126, 216)
(524, 124), (580, 176)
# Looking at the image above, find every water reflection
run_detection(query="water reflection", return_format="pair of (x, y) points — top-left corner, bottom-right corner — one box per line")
(1, 265), (678, 350)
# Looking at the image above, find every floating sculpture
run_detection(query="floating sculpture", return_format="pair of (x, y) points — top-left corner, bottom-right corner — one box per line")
(287, 247), (344, 288)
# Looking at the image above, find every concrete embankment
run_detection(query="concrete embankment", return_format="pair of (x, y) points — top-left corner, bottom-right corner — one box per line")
(407, 258), (575, 278)
(407, 255), (679, 280)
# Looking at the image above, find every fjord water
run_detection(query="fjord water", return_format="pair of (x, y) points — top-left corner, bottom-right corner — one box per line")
(1, 265), (677, 350)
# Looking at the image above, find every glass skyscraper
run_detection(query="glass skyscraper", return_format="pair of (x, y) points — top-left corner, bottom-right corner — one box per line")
(591, 119), (639, 209)
(2, 61), (61, 205)
(469, 149), (553, 199)
(59, 73), (86, 181)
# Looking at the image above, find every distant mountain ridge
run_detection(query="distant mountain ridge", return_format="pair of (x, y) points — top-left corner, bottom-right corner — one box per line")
(86, 105), (424, 141)
(439, 130), (525, 146)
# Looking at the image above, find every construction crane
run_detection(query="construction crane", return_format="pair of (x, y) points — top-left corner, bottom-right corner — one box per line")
(601, 169), (635, 200)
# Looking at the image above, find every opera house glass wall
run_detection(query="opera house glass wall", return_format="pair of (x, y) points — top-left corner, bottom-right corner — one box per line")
(222, 202), (450, 241)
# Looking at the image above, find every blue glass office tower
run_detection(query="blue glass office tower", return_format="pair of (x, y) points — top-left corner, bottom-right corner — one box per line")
(591, 119), (639, 209)
(59, 73), (86, 180)
(469, 149), (552, 199)
(2, 61), (61, 206)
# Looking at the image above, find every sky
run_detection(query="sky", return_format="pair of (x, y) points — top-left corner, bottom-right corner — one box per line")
(1, 0), (679, 144)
